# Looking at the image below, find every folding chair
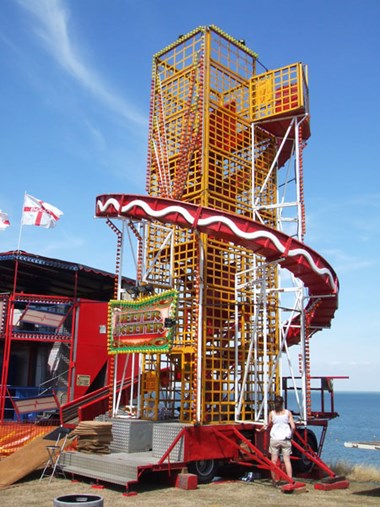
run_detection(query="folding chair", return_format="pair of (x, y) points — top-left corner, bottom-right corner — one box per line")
(40, 426), (71, 482)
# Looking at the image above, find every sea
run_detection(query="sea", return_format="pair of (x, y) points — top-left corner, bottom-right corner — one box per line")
(302, 391), (380, 468)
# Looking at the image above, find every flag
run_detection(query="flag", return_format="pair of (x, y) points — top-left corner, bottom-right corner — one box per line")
(21, 194), (63, 229)
(0, 210), (10, 231)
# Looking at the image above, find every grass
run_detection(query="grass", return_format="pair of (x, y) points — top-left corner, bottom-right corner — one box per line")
(330, 460), (380, 483)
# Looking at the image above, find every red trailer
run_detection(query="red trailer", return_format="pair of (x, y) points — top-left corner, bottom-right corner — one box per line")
(0, 251), (134, 426)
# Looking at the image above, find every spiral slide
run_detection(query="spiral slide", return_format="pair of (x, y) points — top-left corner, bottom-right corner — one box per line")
(96, 194), (339, 346)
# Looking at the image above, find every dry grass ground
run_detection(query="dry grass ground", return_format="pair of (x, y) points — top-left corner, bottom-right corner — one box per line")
(0, 468), (379, 507)
(333, 461), (380, 483)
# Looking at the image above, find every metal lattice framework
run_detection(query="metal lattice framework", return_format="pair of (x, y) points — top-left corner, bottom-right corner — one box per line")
(96, 26), (338, 427)
(145, 27), (271, 424)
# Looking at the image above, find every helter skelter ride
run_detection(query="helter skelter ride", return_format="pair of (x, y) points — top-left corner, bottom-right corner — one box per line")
(95, 26), (345, 488)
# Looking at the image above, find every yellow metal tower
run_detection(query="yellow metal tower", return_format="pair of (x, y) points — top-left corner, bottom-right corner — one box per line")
(136, 26), (310, 424)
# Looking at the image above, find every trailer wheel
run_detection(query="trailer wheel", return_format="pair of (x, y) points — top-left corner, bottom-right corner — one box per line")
(188, 459), (219, 483)
(292, 429), (318, 474)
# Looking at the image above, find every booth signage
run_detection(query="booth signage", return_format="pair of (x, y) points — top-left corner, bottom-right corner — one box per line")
(108, 289), (178, 354)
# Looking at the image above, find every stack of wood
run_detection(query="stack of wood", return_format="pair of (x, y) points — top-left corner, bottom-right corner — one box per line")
(72, 421), (113, 454)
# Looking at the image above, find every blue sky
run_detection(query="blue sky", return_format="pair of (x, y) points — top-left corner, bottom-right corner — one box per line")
(0, 0), (379, 392)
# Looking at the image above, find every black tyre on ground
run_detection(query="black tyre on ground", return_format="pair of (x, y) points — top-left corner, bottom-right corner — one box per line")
(188, 459), (219, 483)
(292, 428), (318, 474)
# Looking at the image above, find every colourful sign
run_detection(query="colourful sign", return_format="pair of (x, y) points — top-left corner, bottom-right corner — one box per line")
(108, 289), (178, 354)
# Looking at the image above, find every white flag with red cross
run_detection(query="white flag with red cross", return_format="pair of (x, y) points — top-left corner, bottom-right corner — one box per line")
(21, 194), (63, 229)
(0, 210), (10, 231)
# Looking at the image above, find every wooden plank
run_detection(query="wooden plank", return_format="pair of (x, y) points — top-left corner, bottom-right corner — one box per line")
(0, 428), (64, 489)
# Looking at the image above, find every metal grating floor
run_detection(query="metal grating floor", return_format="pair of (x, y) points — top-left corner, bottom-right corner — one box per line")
(61, 420), (187, 486)
(61, 450), (164, 486)
(60, 416), (189, 486)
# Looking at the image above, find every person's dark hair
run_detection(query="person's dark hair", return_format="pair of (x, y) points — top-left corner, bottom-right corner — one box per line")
(274, 395), (284, 413)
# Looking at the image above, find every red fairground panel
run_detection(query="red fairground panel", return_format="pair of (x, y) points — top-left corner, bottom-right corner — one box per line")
(108, 289), (178, 354)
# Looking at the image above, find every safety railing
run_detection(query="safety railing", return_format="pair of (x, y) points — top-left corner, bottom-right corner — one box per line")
(282, 376), (348, 422)
(250, 62), (309, 122)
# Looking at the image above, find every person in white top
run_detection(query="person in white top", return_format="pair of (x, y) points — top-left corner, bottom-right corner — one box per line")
(268, 395), (296, 485)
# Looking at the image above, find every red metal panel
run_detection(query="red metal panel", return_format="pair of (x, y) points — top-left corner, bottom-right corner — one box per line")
(72, 301), (109, 399)
(314, 480), (350, 491)
(73, 301), (138, 401)
(184, 425), (241, 462)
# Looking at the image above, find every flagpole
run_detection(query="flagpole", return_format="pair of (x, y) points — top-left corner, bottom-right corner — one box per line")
(16, 221), (24, 253)
(16, 191), (26, 253)
(13, 192), (27, 294)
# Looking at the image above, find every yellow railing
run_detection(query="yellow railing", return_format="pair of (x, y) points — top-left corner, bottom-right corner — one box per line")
(250, 62), (308, 121)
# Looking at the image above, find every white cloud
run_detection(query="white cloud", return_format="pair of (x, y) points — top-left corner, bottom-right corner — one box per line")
(25, 231), (85, 257)
(82, 118), (107, 152)
(16, 0), (146, 127)
(321, 248), (379, 273)
(349, 193), (380, 209)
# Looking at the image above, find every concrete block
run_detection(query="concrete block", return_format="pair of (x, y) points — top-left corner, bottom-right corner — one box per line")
(175, 473), (198, 490)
